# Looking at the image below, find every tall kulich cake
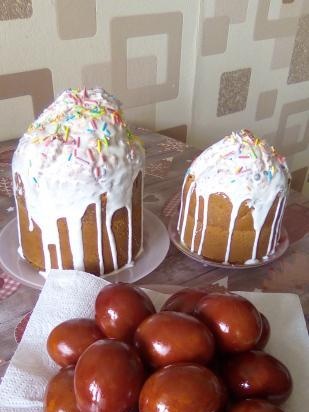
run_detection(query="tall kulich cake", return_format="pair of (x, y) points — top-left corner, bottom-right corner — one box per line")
(178, 130), (290, 265)
(12, 88), (144, 275)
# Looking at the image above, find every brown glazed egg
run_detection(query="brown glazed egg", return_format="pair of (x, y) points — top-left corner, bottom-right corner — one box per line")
(139, 363), (226, 412)
(134, 311), (215, 369)
(95, 283), (156, 342)
(74, 339), (144, 412)
(44, 366), (79, 412)
(255, 313), (271, 350)
(160, 288), (207, 315)
(196, 293), (262, 353)
(47, 318), (104, 367)
(224, 350), (292, 404)
(229, 399), (284, 412)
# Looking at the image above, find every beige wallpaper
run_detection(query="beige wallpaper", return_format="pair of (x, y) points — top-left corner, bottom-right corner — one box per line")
(0, 0), (308, 193)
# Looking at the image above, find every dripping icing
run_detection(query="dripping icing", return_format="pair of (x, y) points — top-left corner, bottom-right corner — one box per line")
(180, 181), (195, 243)
(191, 193), (199, 252)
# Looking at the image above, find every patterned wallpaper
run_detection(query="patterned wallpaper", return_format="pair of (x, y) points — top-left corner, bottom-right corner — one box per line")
(0, 0), (308, 193)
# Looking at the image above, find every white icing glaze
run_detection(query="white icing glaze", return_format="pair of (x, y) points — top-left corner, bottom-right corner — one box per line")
(177, 177), (187, 231)
(266, 196), (284, 256)
(180, 181), (195, 243)
(95, 200), (104, 274)
(12, 88), (144, 274)
(127, 205), (132, 264)
(179, 129), (290, 263)
(225, 197), (243, 263)
(197, 192), (210, 255)
(272, 196), (287, 254)
(191, 192), (199, 252)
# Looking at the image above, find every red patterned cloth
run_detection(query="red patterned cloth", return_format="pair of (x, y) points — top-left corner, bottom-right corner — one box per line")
(15, 312), (32, 344)
(162, 192), (180, 217)
(0, 273), (20, 301)
(0, 177), (13, 197)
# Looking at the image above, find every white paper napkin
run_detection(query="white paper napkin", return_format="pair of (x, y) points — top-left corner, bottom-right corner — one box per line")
(0, 269), (308, 412)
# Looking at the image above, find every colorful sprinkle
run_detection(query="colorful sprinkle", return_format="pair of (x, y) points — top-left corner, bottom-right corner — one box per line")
(97, 139), (102, 153)
(33, 177), (38, 184)
(87, 148), (95, 162)
(278, 155), (286, 164)
(91, 119), (97, 130)
(112, 111), (122, 125)
(224, 151), (235, 158)
(84, 99), (98, 105)
(64, 126), (70, 141)
(101, 136), (109, 147)
(250, 147), (257, 159)
(94, 167), (100, 179)
(76, 156), (90, 165)
(68, 152), (73, 161)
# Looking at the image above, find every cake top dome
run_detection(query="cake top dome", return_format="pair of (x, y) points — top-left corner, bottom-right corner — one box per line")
(14, 88), (144, 185)
(12, 87), (144, 235)
(189, 129), (290, 204)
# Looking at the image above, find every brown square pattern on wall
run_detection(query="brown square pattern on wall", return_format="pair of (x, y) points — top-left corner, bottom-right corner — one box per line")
(287, 14), (309, 84)
(202, 17), (229, 56)
(0, 69), (54, 118)
(215, 0), (248, 24)
(55, 0), (96, 40)
(274, 98), (309, 155)
(254, 0), (298, 40)
(256, 89), (278, 121)
(217, 68), (251, 117)
(110, 12), (183, 108)
(0, 0), (32, 21)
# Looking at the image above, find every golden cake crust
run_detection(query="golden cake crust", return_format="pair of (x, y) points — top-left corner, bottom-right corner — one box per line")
(179, 174), (281, 264)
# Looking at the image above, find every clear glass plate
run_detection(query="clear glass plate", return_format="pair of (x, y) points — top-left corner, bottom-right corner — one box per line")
(168, 212), (289, 269)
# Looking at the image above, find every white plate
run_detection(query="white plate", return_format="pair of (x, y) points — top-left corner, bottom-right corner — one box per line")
(0, 209), (170, 289)
(168, 212), (289, 269)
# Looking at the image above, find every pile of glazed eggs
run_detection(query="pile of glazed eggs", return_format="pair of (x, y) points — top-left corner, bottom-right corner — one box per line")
(44, 284), (292, 412)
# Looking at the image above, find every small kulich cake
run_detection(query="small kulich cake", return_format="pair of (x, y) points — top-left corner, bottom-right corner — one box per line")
(178, 130), (290, 265)
(12, 88), (144, 275)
